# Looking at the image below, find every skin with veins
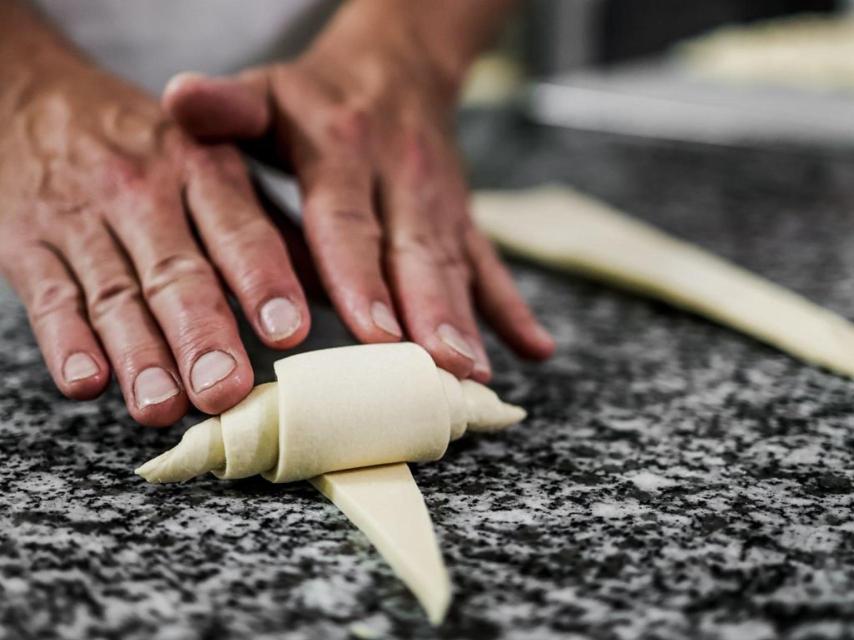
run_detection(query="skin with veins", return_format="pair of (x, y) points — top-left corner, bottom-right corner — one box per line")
(474, 186), (854, 378)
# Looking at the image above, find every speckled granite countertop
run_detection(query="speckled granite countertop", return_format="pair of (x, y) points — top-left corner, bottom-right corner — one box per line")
(3, 112), (854, 640)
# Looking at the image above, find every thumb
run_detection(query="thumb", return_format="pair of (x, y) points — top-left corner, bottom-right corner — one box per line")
(162, 70), (272, 140)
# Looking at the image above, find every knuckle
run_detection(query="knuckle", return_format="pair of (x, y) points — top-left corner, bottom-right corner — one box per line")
(232, 264), (281, 298)
(326, 208), (381, 238)
(438, 246), (468, 272)
(120, 343), (169, 369)
(29, 279), (82, 325)
(86, 276), (141, 323)
(186, 145), (255, 199)
(142, 252), (214, 300)
(175, 323), (230, 359)
(188, 144), (245, 179)
(207, 220), (299, 298)
(389, 229), (436, 259)
(304, 195), (380, 241)
(437, 246), (471, 281)
(326, 105), (371, 150)
(99, 156), (148, 196)
(221, 252), (292, 299)
(390, 229), (471, 277)
(216, 218), (287, 266)
(396, 125), (435, 184)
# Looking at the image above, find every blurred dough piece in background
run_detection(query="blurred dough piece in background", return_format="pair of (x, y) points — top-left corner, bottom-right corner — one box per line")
(675, 13), (854, 93)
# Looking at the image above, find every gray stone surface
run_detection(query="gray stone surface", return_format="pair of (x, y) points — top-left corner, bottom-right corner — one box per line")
(2, 112), (854, 639)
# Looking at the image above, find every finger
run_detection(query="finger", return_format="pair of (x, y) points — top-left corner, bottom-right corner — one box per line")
(257, 183), (326, 301)
(185, 145), (310, 348)
(466, 228), (556, 361)
(382, 129), (500, 379)
(4, 242), (110, 401)
(300, 154), (403, 344)
(442, 255), (493, 383)
(380, 143), (481, 377)
(105, 178), (253, 415)
(386, 226), (478, 379)
(162, 70), (271, 140)
(56, 219), (189, 426)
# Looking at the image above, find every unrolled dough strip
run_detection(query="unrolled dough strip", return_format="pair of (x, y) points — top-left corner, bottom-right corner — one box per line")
(311, 464), (451, 625)
(474, 185), (854, 377)
(136, 342), (525, 623)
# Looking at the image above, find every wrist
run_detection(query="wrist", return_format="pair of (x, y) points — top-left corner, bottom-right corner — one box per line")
(307, 0), (481, 104)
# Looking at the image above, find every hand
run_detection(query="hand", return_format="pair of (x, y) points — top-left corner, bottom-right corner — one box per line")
(0, 60), (311, 425)
(163, 2), (555, 382)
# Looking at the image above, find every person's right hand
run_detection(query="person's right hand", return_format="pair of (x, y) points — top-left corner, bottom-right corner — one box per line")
(0, 59), (311, 426)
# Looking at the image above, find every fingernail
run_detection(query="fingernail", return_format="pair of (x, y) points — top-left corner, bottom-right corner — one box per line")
(191, 350), (236, 393)
(134, 367), (180, 409)
(469, 339), (492, 378)
(436, 323), (475, 361)
(260, 297), (301, 340)
(63, 352), (99, 382)
(371, 301), (402, 338)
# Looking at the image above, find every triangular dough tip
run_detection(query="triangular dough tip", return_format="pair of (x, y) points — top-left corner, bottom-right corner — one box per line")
(135, 454), (167, 483)
(136, 417), (226, 484)
(461, 380), (527, 432)
(134, 459), (156, 482)
(310, 463), (452, 624)
(426, 580), (451, 625)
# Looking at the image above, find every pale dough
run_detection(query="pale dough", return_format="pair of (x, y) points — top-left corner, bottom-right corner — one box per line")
(675, 14), (854, 92)
(136, 342), (526, 484)
(474, 185), (854, 378)
(311, 463), (451, 625)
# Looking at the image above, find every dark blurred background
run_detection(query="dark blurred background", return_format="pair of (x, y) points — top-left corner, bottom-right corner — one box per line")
(456, 0), (854, 149)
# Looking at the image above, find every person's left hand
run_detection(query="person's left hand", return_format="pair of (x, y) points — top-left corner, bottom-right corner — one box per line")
(162, 7), (554, 382)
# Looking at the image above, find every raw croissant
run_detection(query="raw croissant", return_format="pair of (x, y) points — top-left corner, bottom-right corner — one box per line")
(136, 342), (526, 484)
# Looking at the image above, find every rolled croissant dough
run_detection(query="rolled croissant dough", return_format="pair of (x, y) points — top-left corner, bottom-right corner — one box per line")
(474, 186), (854, 378)
(136, 342), (526, 623)
(137, 343), (525, 484)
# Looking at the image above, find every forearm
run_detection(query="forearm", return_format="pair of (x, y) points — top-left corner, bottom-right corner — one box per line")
(399, 0), (520, 84)
(312, 0), (519, 97)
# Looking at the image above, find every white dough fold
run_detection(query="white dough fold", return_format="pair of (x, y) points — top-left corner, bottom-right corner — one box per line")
(136, 342), (526, 485)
